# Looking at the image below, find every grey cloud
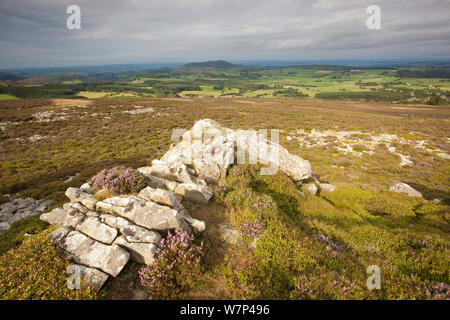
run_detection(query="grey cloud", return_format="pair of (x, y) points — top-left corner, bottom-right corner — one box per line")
(0, 0), (449, 68)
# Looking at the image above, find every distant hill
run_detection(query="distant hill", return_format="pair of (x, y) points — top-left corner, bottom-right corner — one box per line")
(0, 72), (26, 81)
(174, 60), (240, 71)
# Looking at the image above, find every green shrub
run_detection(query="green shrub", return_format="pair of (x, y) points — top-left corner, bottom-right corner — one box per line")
(0, 230), (99, 299)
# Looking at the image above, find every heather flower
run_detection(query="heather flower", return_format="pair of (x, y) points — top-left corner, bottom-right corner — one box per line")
(89, 166), (146, 194)
(239, 218), (266, 238)
(139, 229), (204, 300)
(312, 233), (345, 253)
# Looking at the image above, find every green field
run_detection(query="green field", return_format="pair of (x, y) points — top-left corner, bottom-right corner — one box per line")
(0, 94), (18, 100)
(1, 64), (449, 104)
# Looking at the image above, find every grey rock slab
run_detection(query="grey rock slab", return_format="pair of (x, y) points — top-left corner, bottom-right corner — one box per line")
(138, 170), (179, 191)
(119, 224), (161, 244)
(114, 235), (157, 265)
(0, 221), (10, 233)
(173, 183), (213, 204)
(183, 215), (206, 233)
(143, 160), (197, 184)
(48, 226), (72, 246)
(0, 209), (13, 223)
(59, 230), (130, 277)
(40, 207), (85, 228)
(100, 214), (133, 229)
(303, 183), (318, 196)
(193, 159), (221, 184)
(80, 183), (96, 195)
(76, 217), (118, 244)
(96, 196), (192, 233)
(319, 183), (336, 193)
(36, 199), (54, 213)
(63, 201), (89, 214)
(389, 182), (422, 197)
(67, 264), (109, 291)
(65, 187), (97, 210)
(138, 186), (177, 207)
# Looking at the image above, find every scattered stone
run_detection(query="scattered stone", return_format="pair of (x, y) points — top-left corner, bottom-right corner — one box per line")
(303, 183), (318, 196)
(64, 173), (80, 183)
(218, 224), (243, 246)
(389, 182), (422, 198)
(319, 183), (336, 193)
(59, 231), (130, 277)
(65, 187), (97, 210)
(0, 222), (10, 234)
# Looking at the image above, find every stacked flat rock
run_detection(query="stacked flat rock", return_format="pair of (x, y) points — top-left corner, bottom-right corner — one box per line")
(138, 119), (314, 189)
(40, 183), (206, 291)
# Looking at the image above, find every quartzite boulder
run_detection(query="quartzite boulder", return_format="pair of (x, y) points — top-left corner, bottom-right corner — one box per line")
(65, 187), (97, 210)
(40, 207), (85, 228)
(173, 183), (214, 204)
(96, 196), (192, 232)
(59, 230), (130, 277)
(138, 170), (179, 191)
(114, 236), (157, 265)
(389, 182), (422, 198)
(76, 217), (118, 244)
(138, 186), (178, 208)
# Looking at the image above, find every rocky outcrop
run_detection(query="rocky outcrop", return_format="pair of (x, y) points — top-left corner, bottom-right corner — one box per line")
(0, 198), (53, 235)
(38, 119), (322, 291)
(389, 182), (422, 198)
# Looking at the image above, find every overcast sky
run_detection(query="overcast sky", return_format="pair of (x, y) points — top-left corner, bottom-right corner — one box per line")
(1, 0), (449, 68)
